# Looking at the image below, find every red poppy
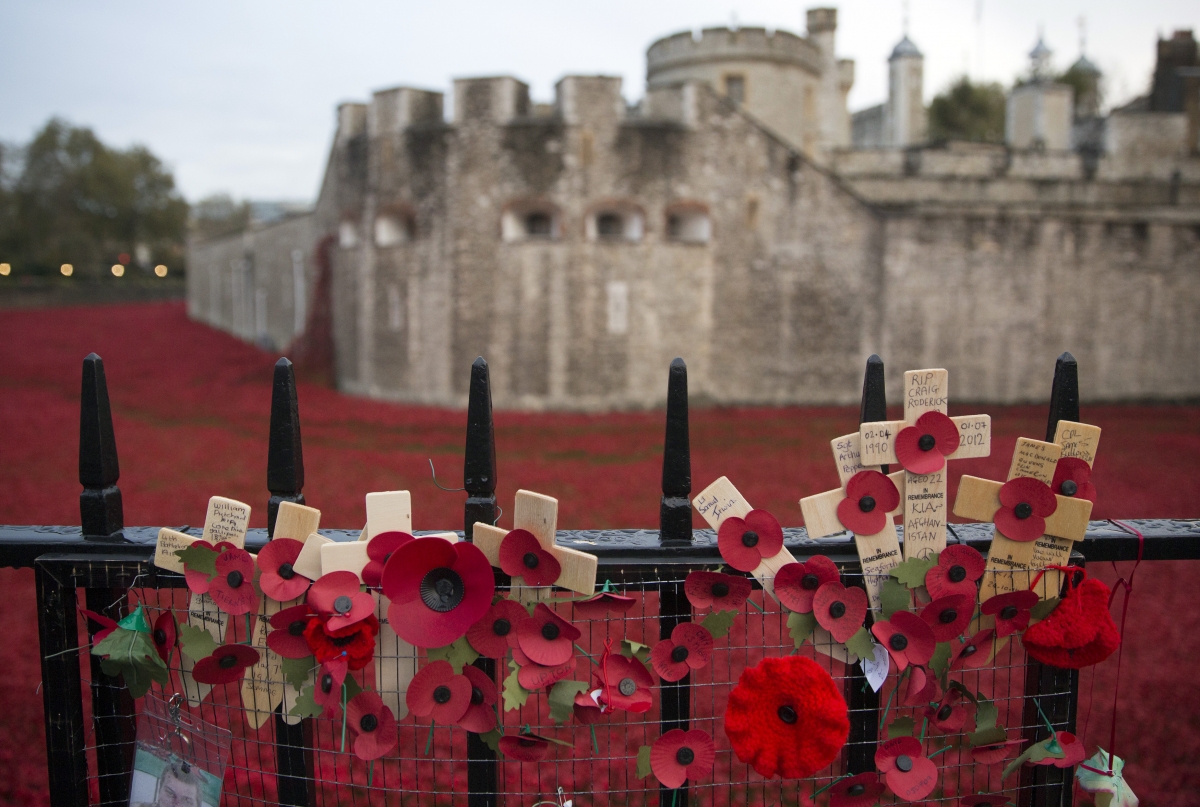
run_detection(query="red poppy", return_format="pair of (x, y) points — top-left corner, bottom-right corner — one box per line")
(406, 660), (471, 724)
(573, 687), (604, 724)
(837, 471), (900, 535)
(925, 692), (972, 732)
(346, 690), (397, 760)
(516, 603), (580, 667)
(267, 605), (317, 659)
(151, 611), (177, 663)
(499, 733), (552, 761)
(498, 528), (561, 587)
(601, 650), (654, 713)
(871, 611), (936, 672)
(996, 477), (1058, 543)
(208, 548), (259, 616)
(724, 655), (849, 779)
(382, 537), (495, 648)
(308, 570), (374, 632)
(717, 509), (784, 572)
(1052, 457), (1096, 503)
(829, 773), (886, 807)
(257, 538), (310, 602)
(466, 598), (527, 658)
(684, 571), (751, 611)
(1022, 574), (1120, 669)
(901, 665), (941, 707)
(925, 544), (986, 600)
(313, 658), (347, 714)
(875, 736), (938, 802)
(192, 643), (260, 685)
(949, 629), (995, 671)
(517, 654), (577, 691)
(894, 411), (960, 475)
(303, 613), (379, 671)
(181, 540), (236, 594)
(813, 581), (868, 643)
(651, 623), (714, 682)
(80, 609), (118, 644)
(1030, 732), (1087, 768)
(969, 735), (1022, 765)
(573, 590), (637, 619)
(362, 530), (413, 589)
(650, 729), (715, 789)
(980, 590), (1040, 638)
(959, 795), (1010, 807)
(919, 594), (973, 642)
(774, 556), (840, 613)
(457, 664), (498, 734)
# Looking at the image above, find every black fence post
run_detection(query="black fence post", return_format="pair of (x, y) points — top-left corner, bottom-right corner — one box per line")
(463, 357), (499, 807)
(37, 563), (89, 807)
(266, 358), (314, 807)
(658, 358), (692, 807)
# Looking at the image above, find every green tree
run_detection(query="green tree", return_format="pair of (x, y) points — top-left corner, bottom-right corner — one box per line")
(191, 193), (252, 241)
(927, 77), (1007, 144)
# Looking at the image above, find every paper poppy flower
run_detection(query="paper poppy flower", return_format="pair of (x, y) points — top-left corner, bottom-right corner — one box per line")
(919, 593), (973, 642)
(995, 477), (1058, 543)
(871, 611), (935, 672)
(499, 733), (552, 761)
(684, 571), (752, 611)
(346, 690), (397, 760)
(362, 530), (414, 589)
(1052, 457), (1096, 503)
(651, 729), (715, 789)
(181, 540), (236, 594)
(517, 655), (577, 691)
(925, 544), (985, 600)
(208, 548), (259, 616)
(724, 655), (849, 779)
(925, 692), (972, 733)
(80, 609), (119, 644)
(894, 411), (960, 475)
(969, 735), (1022, 765)
(499, 528), (561, 587)
(651, 622), (714, 682)
(467, 598), (527, 658)
(516, 603), (580, 667)
(949, 628), (995, 671)
(1030, 732), (1087, 768)
(813, 581), (868, 643)
(573, 590), (636, 619)
(308, 570), (374, 632)
(313, 658), (347, 714)
(267, 604), (317, 659)
(959, 795), (1010, 807)
(901, 665), (941, 707)
(601, 651), (655, 713)
(573, 687), (605, 724)
(457, 664), (498, 734)
(837, 471), (900, 535)
(875, 736), (938, 802)
(774, 556), (839, 613)
(257, 538), (310, 602)
(829, 773), (886, 807)
(192, 643), (260, 685)
(151, 611), (177, 663)
(717, 509), (784, 572)
(303, 613), (379, 671)
(981, 590), (1040, 638)
(406, 660), (471, 724)
(382, 537), (495, 648)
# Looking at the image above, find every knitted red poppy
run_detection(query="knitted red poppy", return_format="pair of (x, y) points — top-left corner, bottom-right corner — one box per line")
(723, 655), (848, 779)
(684, 571), (752, 611)
(1021, 569), (1119, 669)
(837, 471), (900, 535)
(774, 556), (839, 613)
(1051, 457), (1097, 503)
(717, 509), (784, 572)
(303, 613), (379, 671)
(894, 411), (960, 474)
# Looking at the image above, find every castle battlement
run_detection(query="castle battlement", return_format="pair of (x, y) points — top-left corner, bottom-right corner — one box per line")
(647, 27), (822, 77)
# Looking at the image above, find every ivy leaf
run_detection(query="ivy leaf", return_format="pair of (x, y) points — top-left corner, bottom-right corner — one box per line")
(887, 716), (915, 739)
(175, 543), (219, 580)
(1076, 749), (1138, 807)
(280, 655), (315, 692)
(502, 661), (531, 712)
(427, 636), (480, 674)
(177, 623), (219, 662)
(620, 640), (650, 660)
(636, 745), (653, 780)
(343, 671), (363, 701)
(880, 577), (911, 619)
(890, 555), (937, 589)
(288, 684), (323, 719)
(1030, 597), (1061, 622)
(478, 728), (502, 753)
(968, 726), (1009, 748)
(844, 627), (876, 663)
(93, 626), (158, 668)
(701, 609), (738, 639)
(548, 680), (590, 724)
(928, 641), (952, 677)
(974, 697), (999, 731)
(1002, 737), (1065, 781)
(786, 610), (817, 649)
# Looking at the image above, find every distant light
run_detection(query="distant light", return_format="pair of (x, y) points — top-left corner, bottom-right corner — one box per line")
(118, 252), (131, 264)
(154, 264), (168, 277)
(0, 263), (9, 276)
(111, 264), (125, 277)
(60, 264), (74, 277)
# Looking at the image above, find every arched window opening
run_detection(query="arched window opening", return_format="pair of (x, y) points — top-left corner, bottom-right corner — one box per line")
(587, 206), (644, 243)
(501, 202), (562, 242)
(666, 205), (711, 244)
(375, 211), (416, 247)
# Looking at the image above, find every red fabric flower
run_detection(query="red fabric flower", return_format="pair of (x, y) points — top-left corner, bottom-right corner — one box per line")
(406, 660), (471, 724)
(651, 622), (714, 682)
(1022, 575), (1119, 669)
(829, 773), (886, 807)
(303, 613), (379, 671)
(346, 690), (397, 760)
(837, 471), (900, 535)
(894, 411), (960, 474)
(192, 644), (260, 685)
(684, 571), (751, 610)
(466, 598), (527, 659)
(208, 548), (259, 616)
(813, 581), (868, 643)
(601, 650), (654, 713)
(925, 692), (972, 732)
(774, 556), (839, 613)
(152, 611), (177, 663)
(498, 528), (561, 587)
(969, 735), (1021, 765)
(1052, 457), (1096, 503)
(717, 509), (784, 572)
(925, 544), (986, 600)
(959, 795), (1010, 807)
(382, 537), (495, 648)
(80, 609), (118, 644)
(981, 590), (1040, 638)
(1030, 732), (1087, 767)
(919, 594), (973, 642)
(949, 629), (995, 671)
(516, 603), (580, 667)
(723, 655), (848, 779)
(573, 590), (637, 619)
(499, 733), (552, 761)
(517, 655), (577, 691)
(267, 604), (317, 659)
(996, 477), (1058, 543)
(875, 736), (938, 802)
(308, 570), (374, 632)
(651, 729), (715, 789)
(257, 538), (310, 602)
(871, 611), (935, 672)
(458, 664), (498, 734)
(313, 658), (347, 715)
(901, 665), (941, 707)
(362, 531), (413, 589)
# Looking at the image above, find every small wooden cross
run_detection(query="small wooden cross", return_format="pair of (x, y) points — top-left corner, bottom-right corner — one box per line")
(858, 369), (992, 560)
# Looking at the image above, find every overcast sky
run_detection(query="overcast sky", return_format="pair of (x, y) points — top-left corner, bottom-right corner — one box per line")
(1, 1), (1193, 202)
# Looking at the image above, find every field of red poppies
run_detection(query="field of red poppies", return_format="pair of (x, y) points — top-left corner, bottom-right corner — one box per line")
(0, 301), (1198, 805)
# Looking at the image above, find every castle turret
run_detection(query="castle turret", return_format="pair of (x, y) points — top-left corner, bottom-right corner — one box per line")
(1006, 35), (1074, 150)
(885, 35), (925, 147)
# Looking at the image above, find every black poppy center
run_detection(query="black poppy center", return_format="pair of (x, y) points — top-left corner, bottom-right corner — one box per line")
(278, 562), (295, 580)
(847, 784), (866, 797)
(471, 687), (484, 705)
(829, 601), (846, 619)
(523, 552), (540, 570)
(777, 705), (797, 724)
(541, 622), (560, 641)
(226, 570), (243, 588)
(433, 686), (452, 704)
(938, 704), (953, 721)
(948, 564), (967, 583)
(918, 434), (936, 452)
(330, 632), (359, 647)
(741, 530), (759, 548)
(333, 595), (353, 614)
(618, 678), (637, 697)
(360, 713), (378, 732)
(962, 644), (978, 657)
(671, 645), (689, 663)
(421, 567), (465, 613)
(858, 495), (876, 513)
(939, 608), (958, 624)
(889, 633), (909, 651)
(218, 653), (238, 669)
(518, 737), (539, 748)
(711, 582), (730, 598)
(896, 754), (914, 772)
(1014, 502), (1033, 520)
(1000, 605), (1019, 620)
(675, 746), (695, 765)
(288, 620), (306, 636)
(1061, 480), (1078, 497)
(493, 618), (512, 637)
(801, 573), (820, 590)
(321, 673), (333, 693)
(153, 629), (167, 645)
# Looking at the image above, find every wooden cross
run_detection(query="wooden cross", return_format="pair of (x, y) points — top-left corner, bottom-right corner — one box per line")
(858, 369), (992, 560)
